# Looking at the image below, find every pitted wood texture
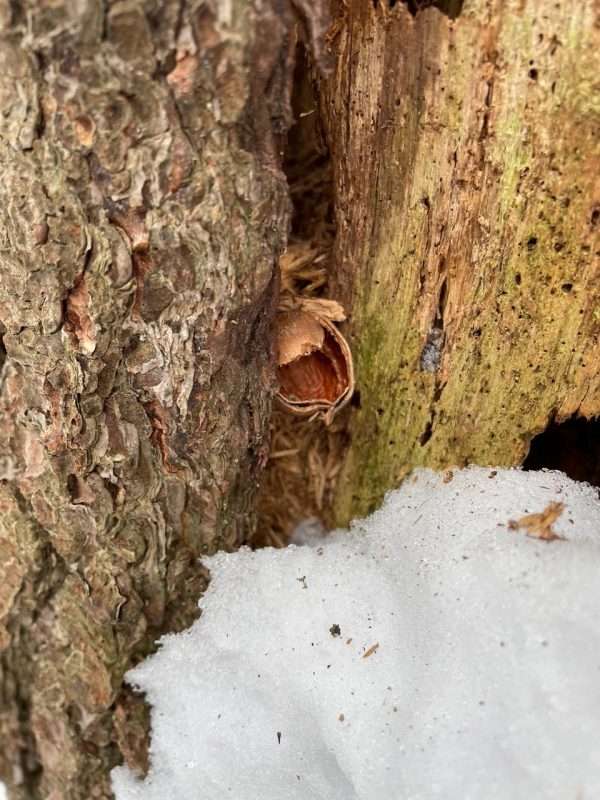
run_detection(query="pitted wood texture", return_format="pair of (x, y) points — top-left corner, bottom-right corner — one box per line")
(322, 0), (600, 523)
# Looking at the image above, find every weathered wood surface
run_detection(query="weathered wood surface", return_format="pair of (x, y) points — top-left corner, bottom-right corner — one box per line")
(0, 1), (295, 796)
(322, 0), (600, 523)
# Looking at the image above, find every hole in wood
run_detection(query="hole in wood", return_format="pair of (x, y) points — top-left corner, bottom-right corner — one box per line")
(523, 416), (600, 487)
(388, 0), (464, 18)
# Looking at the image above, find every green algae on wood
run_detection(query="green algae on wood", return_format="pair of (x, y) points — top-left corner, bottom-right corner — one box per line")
(321, 0), (600, 524)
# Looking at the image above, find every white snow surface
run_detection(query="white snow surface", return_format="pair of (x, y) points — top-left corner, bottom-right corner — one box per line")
(0, 782), (5, 800)
(112, 468), (600, 800)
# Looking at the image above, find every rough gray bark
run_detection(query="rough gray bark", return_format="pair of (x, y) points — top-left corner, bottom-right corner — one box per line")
(0, 1), (298, 797)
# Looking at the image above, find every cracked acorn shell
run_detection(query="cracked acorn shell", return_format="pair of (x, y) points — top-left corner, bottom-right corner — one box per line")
(276, 299), (354, 424)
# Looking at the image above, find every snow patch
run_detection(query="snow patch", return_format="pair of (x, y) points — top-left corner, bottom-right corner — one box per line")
(112, 468), (600, 800)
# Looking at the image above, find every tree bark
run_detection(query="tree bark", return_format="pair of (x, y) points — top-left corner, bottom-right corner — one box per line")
(1, 0), (598, 794)
(0, 1), (297, 797)
(321, 0), (600, 524)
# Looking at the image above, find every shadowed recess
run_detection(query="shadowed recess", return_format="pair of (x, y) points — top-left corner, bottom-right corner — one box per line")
(255, 40), (350, 547)
(523, 416), (600, 488)
(384, 0), (464, 19)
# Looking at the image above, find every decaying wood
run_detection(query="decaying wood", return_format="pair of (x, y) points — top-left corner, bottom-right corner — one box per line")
(0, 1), (307, 796)
(321, 0), (600, 523)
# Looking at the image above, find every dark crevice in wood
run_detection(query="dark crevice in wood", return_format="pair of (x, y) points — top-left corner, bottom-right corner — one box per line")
(0, 327), (6, 375)
(284, 44), (334, 242)
(255, 40), (349, 547)
(419, 418), (434, 446)
(388, 0), (464, 19)
(523, 415), (600, 487)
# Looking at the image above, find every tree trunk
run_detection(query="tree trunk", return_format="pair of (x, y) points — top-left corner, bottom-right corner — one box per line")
(1, 0), (598, 795)
(0, 1), (301, 796)
(320, 0), (600, 524)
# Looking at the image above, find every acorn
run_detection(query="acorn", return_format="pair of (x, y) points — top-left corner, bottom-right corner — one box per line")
(276, 297), (354, 424)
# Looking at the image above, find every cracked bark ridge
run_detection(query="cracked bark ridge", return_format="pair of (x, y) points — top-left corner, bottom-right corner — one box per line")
(321, 0), (600, 523)
(0, 1), (310, 797)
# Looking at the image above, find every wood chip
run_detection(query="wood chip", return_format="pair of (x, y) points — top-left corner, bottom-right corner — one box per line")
(507, 501), (565, 541)
(362, 642), (379, 659)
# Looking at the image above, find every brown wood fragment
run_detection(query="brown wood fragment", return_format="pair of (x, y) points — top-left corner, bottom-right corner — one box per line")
(508, 501), (566, 542)
(362, 642), (380, 659)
